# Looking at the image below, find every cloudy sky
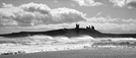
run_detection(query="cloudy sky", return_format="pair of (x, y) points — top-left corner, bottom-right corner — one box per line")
(0, 0), (136, 34)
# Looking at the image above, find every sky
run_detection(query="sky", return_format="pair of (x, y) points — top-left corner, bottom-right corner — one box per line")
(0, 0), (136, 34)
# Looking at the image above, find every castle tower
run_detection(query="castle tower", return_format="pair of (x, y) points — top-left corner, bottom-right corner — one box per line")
(76, 24), (79, 29)
(75, 24), (80, 34)
(86, 26), (91, 29)
(91, 25), (95, 30)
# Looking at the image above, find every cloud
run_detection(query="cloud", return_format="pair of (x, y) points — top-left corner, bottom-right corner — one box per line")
(86, 16), (136, 24)
(127, 1), (136, 8)
(0, 2), (136, 32)
(109, 0), (136, 8)
(20, 2), (51, 14)
(109, 0), (126, 7)
(54, 0), (58, 3)
(72, 0), (103, 6)
(50, 7), (86, 23)
(71, 4), (75, 6)
(83, 16), (136, 31)
(0, 2), (86, 27)
(96, 12), (102, 16)
(126, 0), (136, 3)
(79, 22), (136, 32)
(71, 0), (136, 8)
(0, 18), (18, 27)
(2, 3), (14, 8)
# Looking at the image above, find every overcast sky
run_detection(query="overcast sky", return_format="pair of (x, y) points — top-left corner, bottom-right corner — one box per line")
(0, 0), (136, 34)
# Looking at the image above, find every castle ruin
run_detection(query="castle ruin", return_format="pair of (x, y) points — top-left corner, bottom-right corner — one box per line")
(75, 24), (95, 34)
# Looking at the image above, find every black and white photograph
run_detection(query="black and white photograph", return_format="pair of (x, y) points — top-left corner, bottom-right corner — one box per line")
(0, 0), (136, 58)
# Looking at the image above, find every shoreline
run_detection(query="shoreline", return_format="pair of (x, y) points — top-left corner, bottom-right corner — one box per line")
(1, 43), (136, 56)
(1, 47), (136, 58)
(0, 43), (92, 55)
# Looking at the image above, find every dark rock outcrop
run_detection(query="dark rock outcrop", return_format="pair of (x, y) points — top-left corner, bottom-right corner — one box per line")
(0, 24), (136, 38)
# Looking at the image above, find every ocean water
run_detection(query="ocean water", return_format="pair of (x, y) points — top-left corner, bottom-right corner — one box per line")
(0, 35), (136, 55)
(0, 35), (94, 45)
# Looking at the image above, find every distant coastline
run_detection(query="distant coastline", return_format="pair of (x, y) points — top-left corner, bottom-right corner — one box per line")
(0, 24), (136, 38)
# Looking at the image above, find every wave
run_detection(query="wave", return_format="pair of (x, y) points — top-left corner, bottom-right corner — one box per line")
(0, 35), (95, 45)
(0, 35), (136, 55)
(0, 35), (136, 46)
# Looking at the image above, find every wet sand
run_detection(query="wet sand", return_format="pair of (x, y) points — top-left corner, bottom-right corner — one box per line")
(1, 48), (136, 58)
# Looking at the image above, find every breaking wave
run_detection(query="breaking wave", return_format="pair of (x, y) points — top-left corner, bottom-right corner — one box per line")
(0, 35), (94, 45)
(0, 35), (136, 55)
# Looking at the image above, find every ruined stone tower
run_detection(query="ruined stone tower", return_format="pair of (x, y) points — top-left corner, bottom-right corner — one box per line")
(75, 24), (79, 34)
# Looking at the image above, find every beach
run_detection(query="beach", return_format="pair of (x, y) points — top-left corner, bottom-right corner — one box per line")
(0, 48), (136, 58)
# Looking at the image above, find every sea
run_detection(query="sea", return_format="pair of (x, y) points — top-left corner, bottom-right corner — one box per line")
(0, 35), (136, 57)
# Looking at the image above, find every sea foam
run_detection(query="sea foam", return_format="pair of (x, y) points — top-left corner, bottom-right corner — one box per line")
(0, 35), (136, 55)
(0, 35), (94, 55)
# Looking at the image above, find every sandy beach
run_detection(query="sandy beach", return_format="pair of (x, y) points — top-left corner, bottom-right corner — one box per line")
(0, 48), (136, 58)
